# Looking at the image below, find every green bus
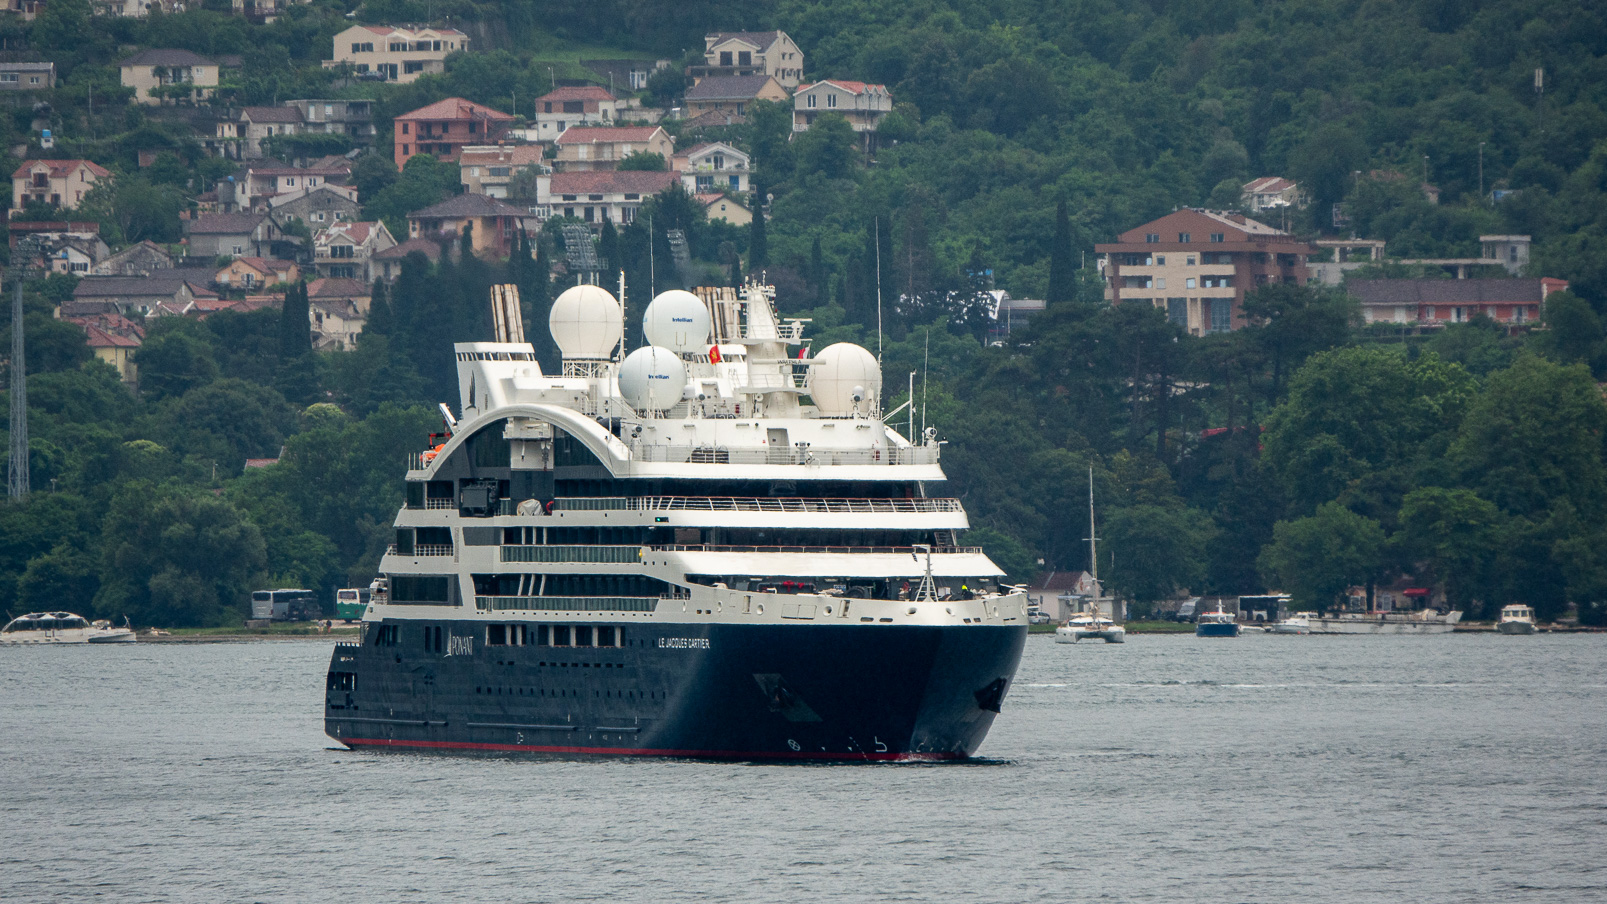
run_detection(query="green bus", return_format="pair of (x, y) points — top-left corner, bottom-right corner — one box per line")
(334, 587), (371, 622)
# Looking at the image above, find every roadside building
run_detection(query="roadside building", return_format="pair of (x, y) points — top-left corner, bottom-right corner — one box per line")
(1095, 209), (1317, 335)
(1349, 277), (1568, 327)
(0, 61), (54, 91)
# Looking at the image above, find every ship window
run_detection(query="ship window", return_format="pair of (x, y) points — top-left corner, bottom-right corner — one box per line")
(395, 528), (415, 555)
(574, 625), (593, 647)
(552, 624), (571, 646)
(390, 575), (453, 605)
(463, 526), (500, 546)
(488, 624), (507, 645)
(328, 671), (357, 691)
(372, 624), (399, 646)
(405, 481), (425, 509)
(537, 624), (550, 645)
(597, 625), (618, 647)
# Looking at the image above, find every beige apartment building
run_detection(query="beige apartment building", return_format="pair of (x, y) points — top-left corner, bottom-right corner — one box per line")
(119, 49), (219, 104)
(690, 31), (805, 88)
(12, 160), (112, 212)
(325, 25), (468, 83)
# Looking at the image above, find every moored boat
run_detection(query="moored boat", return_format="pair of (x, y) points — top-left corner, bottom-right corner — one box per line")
(1054, 467), (1124, 645)
(1195, 605), (1240, 637)
(1272, 612), (1313, 635)
(1, 612), (136, 645)
(1496, 604), (1538, 635)
(1307, 609), (1462, 635)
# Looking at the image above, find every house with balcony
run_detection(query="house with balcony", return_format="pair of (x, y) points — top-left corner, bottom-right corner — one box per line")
(534, 170), (682, 226)
(119, 49), (218, 104)
(285, 98), (376, 146)
(307, 277), (371, 350)
(675, 142), (749, 194)
(224, 164), (353, 213)
(532, 86), (624, 140)
(1095, 209), (1317, 335)
(215, 257), (299, 289)
(393, 97), (513, 168)
(684, 75), (789, 121)
(552, 125), (674, 173)
(1349, 277), (1568, 328)
(325, 24), (468, 83)
(406, 194), (533, 259)
(689, 31), (804, 89)
(460, 145), (549, 199)
(41, 234), (110, 274)
(312, 220), (395, 282)
(1240, 177), (1306, 212)
(11, 160), (112, 213)
(793, 81), (892, 133)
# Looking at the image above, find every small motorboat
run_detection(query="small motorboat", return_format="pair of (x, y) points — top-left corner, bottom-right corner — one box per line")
(1, 612), (136, 645)
(1272, 612), (1314, 635)
(1496, 604), (1539, 635)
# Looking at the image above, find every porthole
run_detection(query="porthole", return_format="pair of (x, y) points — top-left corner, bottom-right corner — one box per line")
(824, 606), (833, 615)
(756, 603), (764, 615)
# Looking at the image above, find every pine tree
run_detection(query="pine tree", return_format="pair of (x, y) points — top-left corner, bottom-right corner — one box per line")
(365, 278), (393, 338)
(279, 281), (310, 359)
(1048, 199), (1073, 305)
(729, 254), (743, 288)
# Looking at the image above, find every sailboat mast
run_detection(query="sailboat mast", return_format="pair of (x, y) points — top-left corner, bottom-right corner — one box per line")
(1087, 466), (1098, 587)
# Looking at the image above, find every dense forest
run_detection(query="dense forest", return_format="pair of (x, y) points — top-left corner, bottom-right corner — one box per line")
(4, 0), (1607, 625)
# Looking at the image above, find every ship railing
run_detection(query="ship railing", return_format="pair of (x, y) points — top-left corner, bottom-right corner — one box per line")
(475, 596), (659, 613)
(424, 499), (456, 510)
(628, 496), (962, 514)
(650, 544), (984, 555)
(630, 445), (940, 466)
(501, 545), (641, 564)
(386, 544), (455, 556)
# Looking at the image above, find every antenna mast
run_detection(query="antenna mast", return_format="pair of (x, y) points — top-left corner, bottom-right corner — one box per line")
(874, 216), (883, 364)
(1086, 466), (1098, 606)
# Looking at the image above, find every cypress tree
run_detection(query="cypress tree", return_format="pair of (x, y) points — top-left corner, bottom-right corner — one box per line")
(366, 278), (393, 338)
(749, 181), (768, 268)
(1048, 199), (1073, 305)
(810, 235), (827, 308)
(279, 281), (310, 359)
(729, 254), (743, 288)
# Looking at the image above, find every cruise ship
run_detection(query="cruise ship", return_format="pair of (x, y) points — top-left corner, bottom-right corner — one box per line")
(323, 282), (1029, 761)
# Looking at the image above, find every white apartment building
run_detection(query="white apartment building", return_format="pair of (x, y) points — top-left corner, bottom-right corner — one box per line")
(325, 25), (468, 83)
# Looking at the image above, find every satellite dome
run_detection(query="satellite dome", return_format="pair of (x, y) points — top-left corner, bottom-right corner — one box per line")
(618, 346), (687, 413)
(642, 290), (711, 353)
(807, 343), (881, 416)
(549, 285), (623, 359)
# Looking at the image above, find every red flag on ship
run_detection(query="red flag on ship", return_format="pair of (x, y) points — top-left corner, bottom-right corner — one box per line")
(709, 345), (722, 364)
(797, 346), (809, 359)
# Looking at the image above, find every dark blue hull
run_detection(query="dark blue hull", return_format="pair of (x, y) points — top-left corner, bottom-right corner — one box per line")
(1195, 622), (1240, 637)
(325, 620), (1027, 761)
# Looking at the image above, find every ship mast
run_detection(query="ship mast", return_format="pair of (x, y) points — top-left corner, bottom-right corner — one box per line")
(1086, 466), (1099, 620)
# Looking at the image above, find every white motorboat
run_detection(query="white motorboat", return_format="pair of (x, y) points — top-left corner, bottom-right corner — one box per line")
(1055, 467), (1125, 644)
(1240, 624), (1268, 634)
(1, 612), (136, 645)
(1195, 606), (1240, 637)
(1272, 612), (1314, 635)
(1496, 604), (1538, 635)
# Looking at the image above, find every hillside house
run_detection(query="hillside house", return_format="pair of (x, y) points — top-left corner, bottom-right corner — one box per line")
(94, 240), (174, 276)
(237, 106), (304, 157)
(64, 312), (144, 385)
(696, 193), (751, 226)
(533, 86), (624, 140)
(307, 277), (370, 350)
(675, 142), (749, 194)
(684, 75), (789, 120)
(312, 220), (396, 282)
(460, 145), (549, 198)
(326, 25), (467, 83)
(691, 31), (804, 88)
(68, 271), (220, 318)
(285, 98), (376, 145)
(185, 212), (281, 258)
(225, 164), (353, 213)
(406, 194), (533, 259)
(0, 62), (54, 91)
(553, 125), (674, 173)
(793, 81), (892, 133)
(535, 170), (681, 225)
(393, 97), (514, 168)
(372, 237), (443, 281)
(215, 257), (299, 289)
(1241, 177), (1305, 212)
(120, 49), (218, 104)
(42, 234), (110, 274)
(1095, 209), (1317, 335)
(268, 185), (362, 233)
(11, 160), (111, 212)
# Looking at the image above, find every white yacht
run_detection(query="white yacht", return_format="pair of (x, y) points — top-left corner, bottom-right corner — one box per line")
(1307, 609), (1463, 634)
(322, 283), (1029, 761)
(0, 612), (136, 645)
(1272, 612), (1314, 635)
(1496, 604), (1539, 635)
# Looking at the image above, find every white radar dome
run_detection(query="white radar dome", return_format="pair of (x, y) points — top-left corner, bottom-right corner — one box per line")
(642, 290), (711, 353)
(549, 284), (623, 359)
(807, 343), (881, 416)
(618, 346), (687, 413)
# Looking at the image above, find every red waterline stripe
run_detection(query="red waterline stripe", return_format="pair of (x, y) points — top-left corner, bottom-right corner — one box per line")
(339, 737), (964, 761)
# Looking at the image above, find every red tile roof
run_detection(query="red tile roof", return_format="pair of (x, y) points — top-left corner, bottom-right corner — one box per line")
(549, 170), (681, 195)
(395, 97), (513, 123)
(307, 277), (371, 299)
(555, 126), (666, 145)
(12, 159), (112, 180)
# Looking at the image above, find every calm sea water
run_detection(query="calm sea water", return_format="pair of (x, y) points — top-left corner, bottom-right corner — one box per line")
(2, 632), (1604, 903)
